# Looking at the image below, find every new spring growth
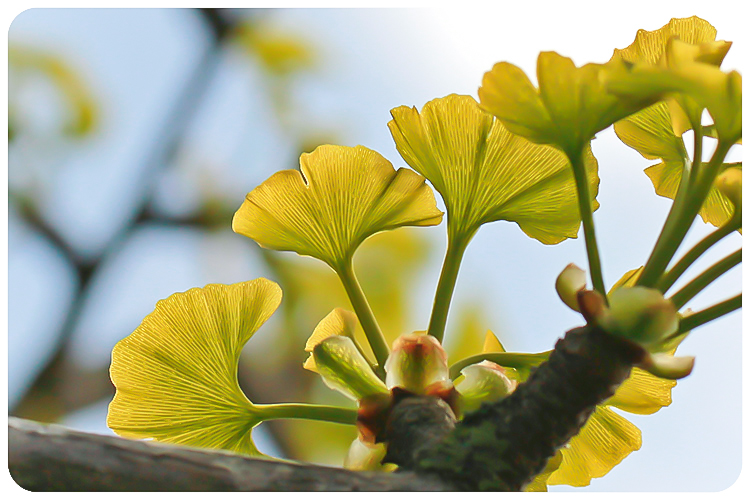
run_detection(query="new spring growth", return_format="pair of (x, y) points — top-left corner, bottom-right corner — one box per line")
(555, 265), (694, 380)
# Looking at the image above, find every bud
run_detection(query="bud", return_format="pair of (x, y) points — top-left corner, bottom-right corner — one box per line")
(456, 361), (518, 413)
(304, 308), (359, 372)
(577, 289), (608, 324)
(343, 438), (388, 470)
(555, 263), (587, 312)
(313, 336), (388, 400)
(598, 286), (679, 350)
(385, 333), (449, 393)
(638, 352), (695, 379)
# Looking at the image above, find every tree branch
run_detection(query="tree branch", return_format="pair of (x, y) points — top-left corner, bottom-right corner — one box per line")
(9, 325), (645, 491)
(8, 418), (446, 491)
(411, 325), (644, 491)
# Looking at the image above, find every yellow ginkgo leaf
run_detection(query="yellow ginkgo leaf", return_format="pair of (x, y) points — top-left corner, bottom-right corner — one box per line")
(233, 144), (443, 271)
(479, 53), (651, 155)
(615, 101), (686, 163)
(609, 267), (643, 291)
(611, 16), (723, 135)
(482, 330), (506, 353)
(525, 451), (563, 492)
(605, 37), (740, 144)
(605, 367), (676, 415)
(303, 307), (361, 372)
(107, 278), (282, 455)
(389, 94), (599, 244)
(313, 336), (389, 401)
(547, 406), (642, 487)
(645, 160), (739, 227)
(613, 16), (718, 65)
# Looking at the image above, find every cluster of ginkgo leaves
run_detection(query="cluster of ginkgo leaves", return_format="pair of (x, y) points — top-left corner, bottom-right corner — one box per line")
(107, 16), (741, 490)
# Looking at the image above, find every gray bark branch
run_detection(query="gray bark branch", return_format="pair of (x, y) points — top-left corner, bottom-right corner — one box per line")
(8, 418), (446, 491)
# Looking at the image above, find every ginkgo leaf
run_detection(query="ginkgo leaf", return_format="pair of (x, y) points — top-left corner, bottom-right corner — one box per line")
(482, 330), (506, 354)
(525, 451), (563, 492)
(233, 144), (443, 270)
(605, 367), (676, 415)
(479, 54), (651, 155)
(611, 16), (729, 135)
(547, 406), (642, 487)
(605, 38), (740, 144)
(313, 335), (388, 401)
(614, 95), (738, 228)
(303, 308), (361, 372)
(389, 94), (599, 244)
(615, 101), (687, 164)
(107, 278), (282, 455)
(612, 16), (718, 65)
(609, 267), (643, 291)
(645, 160), (739, 227)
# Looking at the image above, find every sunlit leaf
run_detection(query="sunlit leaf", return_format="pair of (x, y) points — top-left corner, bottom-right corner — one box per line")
(605, 367), (676, 415)
(233, 144), (443, 270)
(389, 94), (598, 244)
(482, 330), (506, 353)
(303, 308), (360, 372)
(645, 160), (739, 227)
(108, 279), (282, 455)
(606, 38), (740, 144)
(611, 16), (723, 134)
(480, 54), (650, 155)
(547, 407), (642, 486)
(525, 451), (563, 492)
(313, 335), (388, 400)
(609, 267), (643, 291)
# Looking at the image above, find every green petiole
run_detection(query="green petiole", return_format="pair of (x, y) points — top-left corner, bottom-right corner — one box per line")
(568, 148), (606, 299)
(657, 215), (741, 293)
(448, 351), (550, 380)
(336, 259), (390, 376)
(638, 139), (733, 288)
(427, 229), (472, 344)
(668, 249), (741, 309)
(258, 403), (358, 425)
(676, 293), (742, 334)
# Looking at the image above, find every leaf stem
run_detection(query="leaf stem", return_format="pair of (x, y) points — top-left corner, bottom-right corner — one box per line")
(637, 140), (732, 288)
(427, 231), (471, 344)
(668, 249), (741, 309)
(656, 215), (740, 293)
(257, 403), (357, 425)
(448, 351), (550, 380)
(337, 260), (390, 374)
(677, 293), (742, 334)
(568, 148), (606, 298)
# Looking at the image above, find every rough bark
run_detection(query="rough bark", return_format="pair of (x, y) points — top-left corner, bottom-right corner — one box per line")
(9, 324), (644, 491)
(410, 325), (644, 490)
(8, 418), (446, 491)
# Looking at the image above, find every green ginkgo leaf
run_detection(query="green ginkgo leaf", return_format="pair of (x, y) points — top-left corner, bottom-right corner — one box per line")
(479, 53), (650, 155)
(388, 94), (599, 244)
(644, 160), (739, 227)
(605, 37), (740, 144)
(313, 335), (388, 401)
(107, 278), (282, 455)
(232, 144), (443, 271)
(611, 16), (724, 135)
